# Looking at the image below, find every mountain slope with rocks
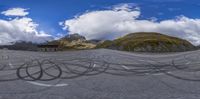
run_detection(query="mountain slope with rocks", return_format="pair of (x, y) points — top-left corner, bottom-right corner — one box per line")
(48, 34), (96, 50)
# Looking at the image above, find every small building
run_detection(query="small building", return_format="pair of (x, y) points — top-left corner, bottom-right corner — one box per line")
(37, 44), (59, 52)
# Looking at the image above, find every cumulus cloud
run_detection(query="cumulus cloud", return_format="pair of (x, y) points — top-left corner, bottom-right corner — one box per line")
(0, 8), (52, 45)
(0, 17), (52, 45)
(61, 4), (200, 45)
(1, 8), (29, 16)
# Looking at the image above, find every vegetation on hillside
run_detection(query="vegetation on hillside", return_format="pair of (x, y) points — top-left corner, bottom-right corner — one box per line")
(97, 32), (196, 52)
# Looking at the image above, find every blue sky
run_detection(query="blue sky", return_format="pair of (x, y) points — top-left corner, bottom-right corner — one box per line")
(0, 0), (199, 35)
(0, 0), (200, 45)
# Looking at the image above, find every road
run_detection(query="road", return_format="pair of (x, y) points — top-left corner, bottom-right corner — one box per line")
(0, 49), (200, 99)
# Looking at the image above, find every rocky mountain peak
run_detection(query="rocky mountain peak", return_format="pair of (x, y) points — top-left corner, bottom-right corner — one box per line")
(61, 33), (86, 42)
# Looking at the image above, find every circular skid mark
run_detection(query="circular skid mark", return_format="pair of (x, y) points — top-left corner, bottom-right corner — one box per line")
(0, 53), (199, 94)
(26, 81), (68, 87)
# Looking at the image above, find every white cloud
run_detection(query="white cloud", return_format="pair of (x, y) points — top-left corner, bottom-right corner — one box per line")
(1, 8), (29, 16)
(113, 3), (139, 11)
(0, 17), (52, 45)
(62, 4), (200, 45)
(0, 8), (53, 45)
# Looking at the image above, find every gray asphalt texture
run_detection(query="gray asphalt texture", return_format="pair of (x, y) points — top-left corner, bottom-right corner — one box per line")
(0, 49), (200, 99)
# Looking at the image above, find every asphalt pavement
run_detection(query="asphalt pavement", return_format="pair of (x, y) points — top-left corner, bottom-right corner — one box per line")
(0, 49), (199, 99)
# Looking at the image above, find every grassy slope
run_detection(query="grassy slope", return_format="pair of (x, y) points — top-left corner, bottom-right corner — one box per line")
(97, 32), (196, 52)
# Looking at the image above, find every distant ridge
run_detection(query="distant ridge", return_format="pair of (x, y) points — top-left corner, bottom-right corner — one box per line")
(0, 32), (196, 52)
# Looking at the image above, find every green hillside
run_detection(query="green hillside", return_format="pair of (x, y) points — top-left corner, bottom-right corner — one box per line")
(97, 32), (196, 52)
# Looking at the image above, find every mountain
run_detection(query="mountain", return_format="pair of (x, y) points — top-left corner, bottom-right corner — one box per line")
(1, 33), (195, 52)
(96, 32), (196, 52)
(60, 33), (86, 42)
(48, 33), (96, 50)
(0, 41), (38, 51)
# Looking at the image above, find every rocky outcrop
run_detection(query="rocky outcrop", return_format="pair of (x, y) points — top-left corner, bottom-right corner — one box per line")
(48, 34), (96, 50)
